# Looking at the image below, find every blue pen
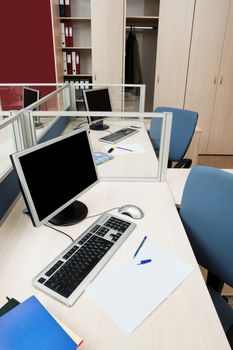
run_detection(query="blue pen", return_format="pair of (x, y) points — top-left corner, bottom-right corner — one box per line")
(133, 235), (147, 259)
(116, 146), (133, 152)
(137, 259), (152, 265)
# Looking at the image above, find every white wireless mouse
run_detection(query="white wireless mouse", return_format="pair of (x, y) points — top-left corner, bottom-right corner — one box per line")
(118, 205), (144, 219)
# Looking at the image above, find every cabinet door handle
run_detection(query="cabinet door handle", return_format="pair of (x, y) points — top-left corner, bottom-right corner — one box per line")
(93, 73), (96, 81)
(157, 75), (160, 83)
(220, 76), (223, 85)
(214, 76), (217, 84)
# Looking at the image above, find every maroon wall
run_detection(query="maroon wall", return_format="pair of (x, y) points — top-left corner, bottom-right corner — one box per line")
(0, 0), (56, 84)
(0, 0), (57, 109)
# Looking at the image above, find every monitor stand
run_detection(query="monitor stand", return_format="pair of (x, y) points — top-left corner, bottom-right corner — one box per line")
(90, 120), (109, 130)
(49, 201), (88, 226)
(35, 121), (44, 129)
(34, 117), (44, 129)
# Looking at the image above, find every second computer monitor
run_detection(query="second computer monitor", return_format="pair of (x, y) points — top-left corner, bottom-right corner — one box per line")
(83, 87), (112, 130)
(23, 87), (43, 128)
(23, 87), (40, 108)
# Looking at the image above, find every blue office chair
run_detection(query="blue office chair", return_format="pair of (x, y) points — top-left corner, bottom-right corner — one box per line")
(149, 107), (198, 168)
(180, 166), (233, 347)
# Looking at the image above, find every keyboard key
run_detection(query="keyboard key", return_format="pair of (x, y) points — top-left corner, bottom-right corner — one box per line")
(45, 260), (63, 277)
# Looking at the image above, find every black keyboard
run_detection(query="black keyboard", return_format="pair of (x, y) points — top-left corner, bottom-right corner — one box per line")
(99, 127), (139, 144)
(33, 214), (136, 306)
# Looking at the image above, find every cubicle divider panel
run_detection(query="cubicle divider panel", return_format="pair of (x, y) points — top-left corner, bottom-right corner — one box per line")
(0, 83), (171, 222)
(28, 110), (171, 183)
(73, 83), (146, 115)
(0, 84), (72, 223)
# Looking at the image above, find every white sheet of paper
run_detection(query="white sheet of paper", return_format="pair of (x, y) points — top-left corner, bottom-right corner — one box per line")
(104, 143), (146, 156)
(86, 243), (194, 334)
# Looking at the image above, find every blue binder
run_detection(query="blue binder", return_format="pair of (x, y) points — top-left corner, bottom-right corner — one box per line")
(0, 295), (77, 350)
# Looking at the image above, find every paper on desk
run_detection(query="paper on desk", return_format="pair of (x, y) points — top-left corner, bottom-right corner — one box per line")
(86, 243), (194, 334)
(104, 143), (146, 156)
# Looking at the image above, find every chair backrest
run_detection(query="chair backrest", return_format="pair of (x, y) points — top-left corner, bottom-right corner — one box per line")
(180, 166), (233, 288)
(149, 107), (198, 161)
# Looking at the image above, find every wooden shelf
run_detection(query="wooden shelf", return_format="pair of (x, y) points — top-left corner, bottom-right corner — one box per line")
(126, 16), (159, 27)
(127, 16), (159, 19)
(60, 17), (91, 21)
(62, 47), (92, 50)
(65, 73), (92, 77)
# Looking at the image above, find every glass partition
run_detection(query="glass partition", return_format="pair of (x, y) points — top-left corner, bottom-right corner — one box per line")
(1, 83), (173, 226)
(0, 86), (22, 111)
(29, 110), (171, 182)
(0, 83), (171, 183)
(0, 84), (65, 112)
(73, 83), (145, 115)
(25, 85), (71, 141)
(0, 84), (68, 179)
(0, 121), (17, 179)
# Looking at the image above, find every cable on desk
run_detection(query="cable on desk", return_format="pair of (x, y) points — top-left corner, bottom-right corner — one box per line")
(44, 207), (120, 242)
(86, 206), (120, 219)
(73, 121), (88, 130)
(44, 223), (74, 243)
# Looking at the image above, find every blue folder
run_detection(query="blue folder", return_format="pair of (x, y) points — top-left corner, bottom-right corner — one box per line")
(0, 295), (77, 350)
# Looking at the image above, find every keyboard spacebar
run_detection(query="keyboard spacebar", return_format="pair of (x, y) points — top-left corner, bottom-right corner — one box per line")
(44, 257), (100, 298)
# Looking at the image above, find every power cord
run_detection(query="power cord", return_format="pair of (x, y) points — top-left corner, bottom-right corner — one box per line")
(85, 206), (120, 219)
(44, 206), (120, 242)
(44, 223), (74, 243)
(73, 121), (88, 130)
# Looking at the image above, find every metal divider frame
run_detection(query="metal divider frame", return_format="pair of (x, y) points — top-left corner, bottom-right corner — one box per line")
(156, 112), (172, 182)
(0, 84), (171, 182)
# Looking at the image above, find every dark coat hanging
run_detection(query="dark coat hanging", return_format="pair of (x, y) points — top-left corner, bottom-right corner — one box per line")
(125, 27), (143, 90)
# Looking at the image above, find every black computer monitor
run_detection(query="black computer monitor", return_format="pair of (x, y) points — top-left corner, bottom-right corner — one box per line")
(83, 87), (112, 130)
(23, 87), (43, 128)
(10, 128), (99, 227)
(23, 87), (39, 108)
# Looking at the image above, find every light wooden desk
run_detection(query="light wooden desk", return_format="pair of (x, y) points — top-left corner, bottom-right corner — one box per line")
(89, 121), (159, 181)
(0, 181), (230, 349)
(166, 168), (233, 207)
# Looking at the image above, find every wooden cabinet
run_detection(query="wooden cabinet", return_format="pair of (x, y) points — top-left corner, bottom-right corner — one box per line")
(91, 0), (161, 112)
(154, 0), (233, 155)
(52, 0), (233, 154)
(54, 0), (195, 113)
(91, 0), (124, 85)
(184, 0), (231, 154)
(154, 0), (195, 109)
(207, 1), (233, 154)
(125, 0), (159, 111)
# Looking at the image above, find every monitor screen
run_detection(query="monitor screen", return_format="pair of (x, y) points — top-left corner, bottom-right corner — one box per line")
(23, 87), (40, 109)
(10, 128), (99, 227)
(83, 87), (112, 130)
(23, 87), (43, 128)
